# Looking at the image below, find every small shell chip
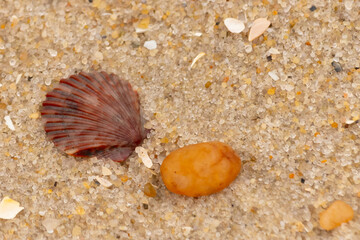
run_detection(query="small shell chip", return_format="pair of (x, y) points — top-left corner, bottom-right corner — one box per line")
(190, 52), (206, 68)
(136, 147), (153, 168)
(248, 18), (271, 41)
(4, 116), (15, 131)
(101, 166), (112, 176)
(224, 18), (245, 33)
(95, 176), (112, 188)
(0, 197), (24, 219)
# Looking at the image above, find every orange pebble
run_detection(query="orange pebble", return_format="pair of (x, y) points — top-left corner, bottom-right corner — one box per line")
(319, 200), (354, 230)
(160, 142), (241, 197)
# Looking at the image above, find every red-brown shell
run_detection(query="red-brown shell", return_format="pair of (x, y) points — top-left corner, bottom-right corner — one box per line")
(41, 71), (147, 162)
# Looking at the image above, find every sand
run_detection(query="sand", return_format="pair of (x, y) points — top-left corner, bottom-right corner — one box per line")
(0, 0), (359, 239)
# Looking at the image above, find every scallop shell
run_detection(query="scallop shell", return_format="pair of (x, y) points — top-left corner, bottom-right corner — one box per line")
(41, 71), (147, 162)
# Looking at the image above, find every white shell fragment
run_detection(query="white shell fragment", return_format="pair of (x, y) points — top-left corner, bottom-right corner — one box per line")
(268, 48), (280, 55)
(95, 176), (113, 188)
(248, 18), (271, 41)
(0, 197), (24, 219)
(224, 18), (245, 33)
(101, 166), (112, 176)
(135, 28), (147, 33)
(268, 71), (279, 81)
(144, 40), (157, 50)
(188, 32), (202, 37)
(16, 73), (22, 84)
(135, 146), (153, 168)
(4, 116), (15, 131)
(190, 52), (206, 68)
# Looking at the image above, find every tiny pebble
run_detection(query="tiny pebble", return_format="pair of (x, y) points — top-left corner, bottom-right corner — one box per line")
(248, 18), (271, 41)
(143, 183), (157, 197)
(319, 200), (354, 230)
(309, 5), (317, 11)
(331, 61), (342, 72)
(39, 210), (46, 216)
(144, 40), (157, 50)
(4, 116), (15, 131)
(9, 59), (16, 67)
(244, 45), (252, 53)
(344, 0), (353, 11)
(182, 226), (192, 236)
(101, 166), (112, 176)
(29, 112), (40, 119)
(119, 225), (128, 231)
(48, 49), (58, 57)
(72, 225), (82, 236)
(94, 51), (103, 61)
(224, 18), (245, 33)
(266, 55), (272, 61)
(42, 218), (61, 234)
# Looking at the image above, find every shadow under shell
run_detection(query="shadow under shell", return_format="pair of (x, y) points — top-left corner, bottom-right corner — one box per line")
(41, 71), (147, 162)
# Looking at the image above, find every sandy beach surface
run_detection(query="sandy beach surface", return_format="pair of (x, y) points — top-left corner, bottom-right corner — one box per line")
(0, 0), (359, 239)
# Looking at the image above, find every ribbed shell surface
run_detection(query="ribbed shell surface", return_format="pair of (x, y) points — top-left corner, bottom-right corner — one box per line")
(41, 71), (146, 162)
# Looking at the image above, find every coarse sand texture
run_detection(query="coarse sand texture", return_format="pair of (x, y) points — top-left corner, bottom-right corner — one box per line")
(0, 0), (360, 239)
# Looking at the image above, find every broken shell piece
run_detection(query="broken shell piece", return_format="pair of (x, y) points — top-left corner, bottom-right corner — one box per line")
(268, 48), (280, 55)
(268, 71), (279, 81)
(248, 18), (271, 41)
(135, 146), (153, 168)
(345, 119), (355, 125)
(95, 176), (113, 188)
(224, 18), (245, 33)
(0, 197), (24, 219)
(4, 116), (15, 131)
(190, 52), (206, 68)
(188, 32), (202, 37)
(16, 74), (22, 84)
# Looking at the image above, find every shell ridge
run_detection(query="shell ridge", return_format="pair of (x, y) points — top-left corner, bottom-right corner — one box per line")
(46, 129), (128, 143)
(43, 117), (131, 141)
(95, 73), (144, 142)
(77, 73), (136, 126)
(96, 72), (140, 126)
(42, 105), (117, 128)
(65, 75), (128, 121)
(94, 146), (135, 162)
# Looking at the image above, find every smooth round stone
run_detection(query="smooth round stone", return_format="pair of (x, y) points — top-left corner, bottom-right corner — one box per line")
(160, 141), (241, 197)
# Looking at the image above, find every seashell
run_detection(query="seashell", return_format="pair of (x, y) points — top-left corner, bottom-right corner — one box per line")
(41, 71), (147, 162)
